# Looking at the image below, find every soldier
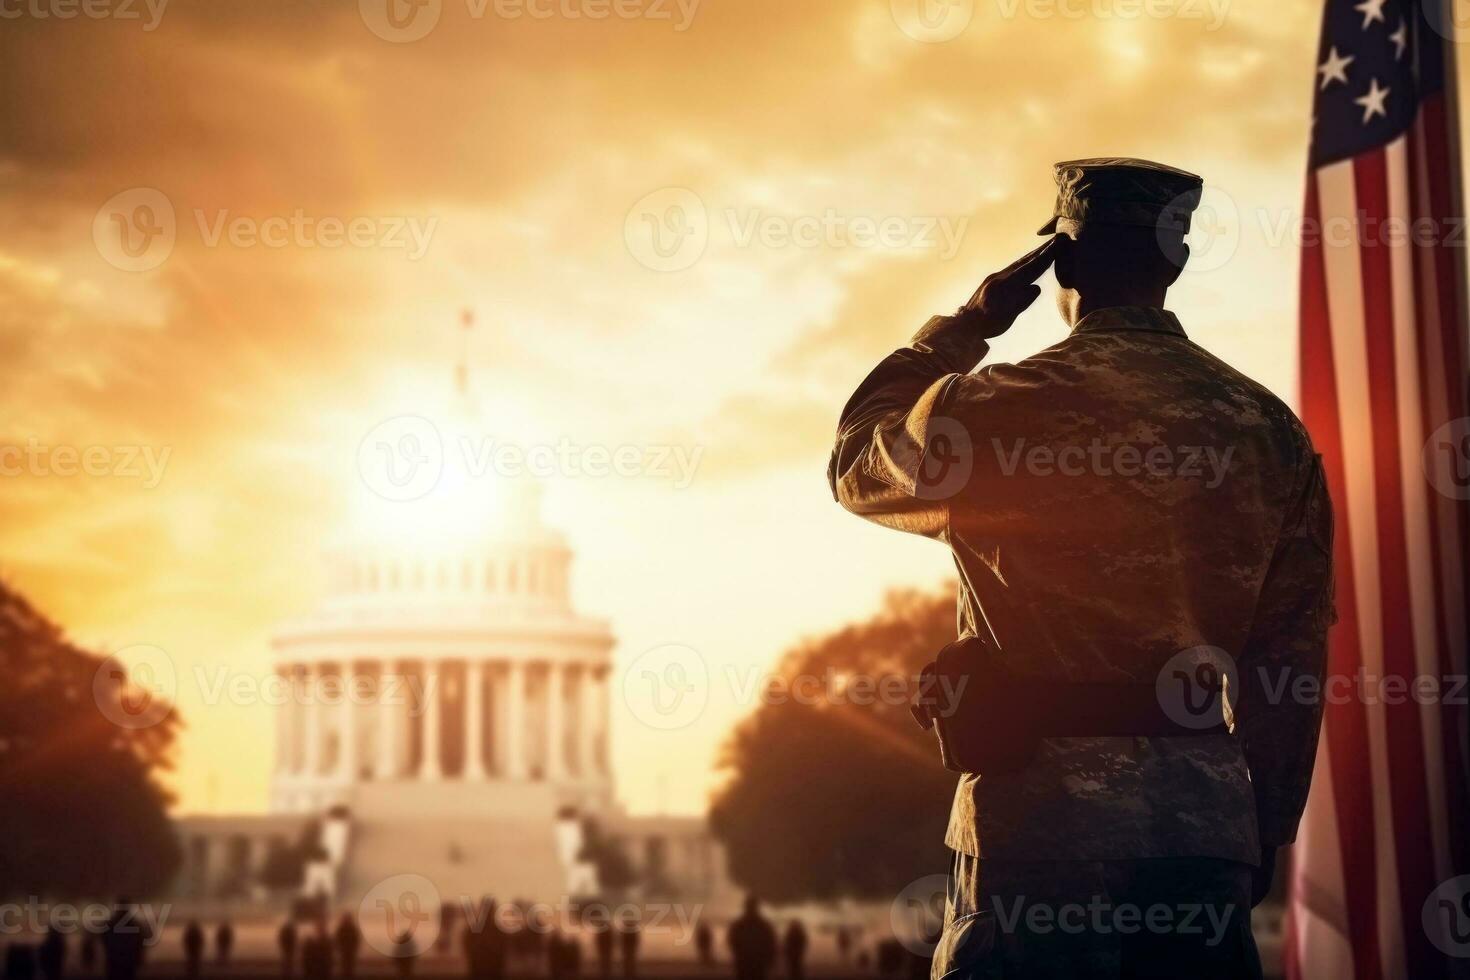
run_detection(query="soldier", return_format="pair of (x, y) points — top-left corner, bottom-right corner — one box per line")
(829, 159), (1334, 979)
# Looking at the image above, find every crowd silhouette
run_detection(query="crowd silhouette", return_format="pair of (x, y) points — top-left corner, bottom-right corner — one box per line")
(0, 895), (867, 980)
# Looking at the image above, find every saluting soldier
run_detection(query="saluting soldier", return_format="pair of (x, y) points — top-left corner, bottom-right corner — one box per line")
(829, 159), (1335, 979)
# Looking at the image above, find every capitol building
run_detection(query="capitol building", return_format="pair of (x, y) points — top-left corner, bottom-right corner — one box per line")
(173, 367), (731, 913)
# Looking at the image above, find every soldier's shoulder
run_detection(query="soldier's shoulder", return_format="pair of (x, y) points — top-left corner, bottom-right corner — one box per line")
(1186, 342), (1316, 456)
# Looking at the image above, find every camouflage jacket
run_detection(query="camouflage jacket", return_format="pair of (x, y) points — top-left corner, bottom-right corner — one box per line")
(828, 305), (1335, 864)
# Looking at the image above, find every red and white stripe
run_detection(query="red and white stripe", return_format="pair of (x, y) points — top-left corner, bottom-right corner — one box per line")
(1287, 82), (1470, 980)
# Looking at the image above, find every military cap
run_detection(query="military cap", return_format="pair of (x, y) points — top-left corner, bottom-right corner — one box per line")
(1038, 158), (1204, 238)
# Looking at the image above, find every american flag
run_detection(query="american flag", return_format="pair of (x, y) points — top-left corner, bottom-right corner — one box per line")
(1289, 1), (1470, 978)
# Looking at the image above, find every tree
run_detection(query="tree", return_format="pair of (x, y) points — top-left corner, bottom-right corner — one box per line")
(709, 588), (958, 902)
(0, 580), (181, 899)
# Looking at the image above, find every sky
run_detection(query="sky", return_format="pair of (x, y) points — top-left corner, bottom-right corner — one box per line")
(0, 0), (1443, 816)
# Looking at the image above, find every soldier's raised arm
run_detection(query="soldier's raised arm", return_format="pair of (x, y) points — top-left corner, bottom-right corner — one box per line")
(827, 239), (1057, 536)
(1234, 432), (1335, 860)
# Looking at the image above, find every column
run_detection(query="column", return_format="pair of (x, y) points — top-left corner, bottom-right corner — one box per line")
(591, 666), (609, 776)
(464, 659), (487, 780)
(275, 664), (293, 773)
(420, 660), (442, 781)
(302, 664), (322, 778)
(376, 661), (398, 780)
(339, 664), (358, 781)
(545, 660), (566, 780)
(578, 663), (599, 777)
(288, 667), (306, 774)
(505, 660), (526, 779)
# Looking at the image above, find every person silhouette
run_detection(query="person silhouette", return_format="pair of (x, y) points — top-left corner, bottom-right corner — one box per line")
(392, 930), (417, 979)
(726, 897), (776, 980)
(278, 920), (299, 980)
(834, 926), (852, 964)
(461, 901), (490, 980)
(562, 933), (582, 980)
(616, 912), (640, 980)
(592, 923), (614, 980)
(333, 914), (360, 980)
(547, 931), (574, 980)
(215, 922), (234, 966)
(694, 921), (714, 968)
(5, 945), (37, 980)
(38, 926), (66, 980)
(102, 900), (148, 980)
(301, 921), (334, 980)
(183, 922), (205, 980)
(781, 920), (807, 980)
(79, 933), (97, 975)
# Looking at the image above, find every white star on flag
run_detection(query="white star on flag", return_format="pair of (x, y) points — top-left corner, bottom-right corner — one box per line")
(1389, 20), (1408, 59)
(1318, 46), (1355, 89)
(1354, 0), (1387, 29)
(1355, 77), (1390, 123)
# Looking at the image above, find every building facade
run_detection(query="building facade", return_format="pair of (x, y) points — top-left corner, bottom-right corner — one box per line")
(173, 389), (731, 914)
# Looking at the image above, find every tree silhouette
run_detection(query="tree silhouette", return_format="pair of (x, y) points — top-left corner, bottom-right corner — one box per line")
(0, 580), (181, 898)
(709, 588), (958, 902)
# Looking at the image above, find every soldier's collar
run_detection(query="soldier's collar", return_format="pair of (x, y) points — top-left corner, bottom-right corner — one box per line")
(1071, 306), (1187, 339)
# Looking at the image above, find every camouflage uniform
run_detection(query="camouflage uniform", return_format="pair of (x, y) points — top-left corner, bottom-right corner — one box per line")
(828, 161), (1334, 977)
